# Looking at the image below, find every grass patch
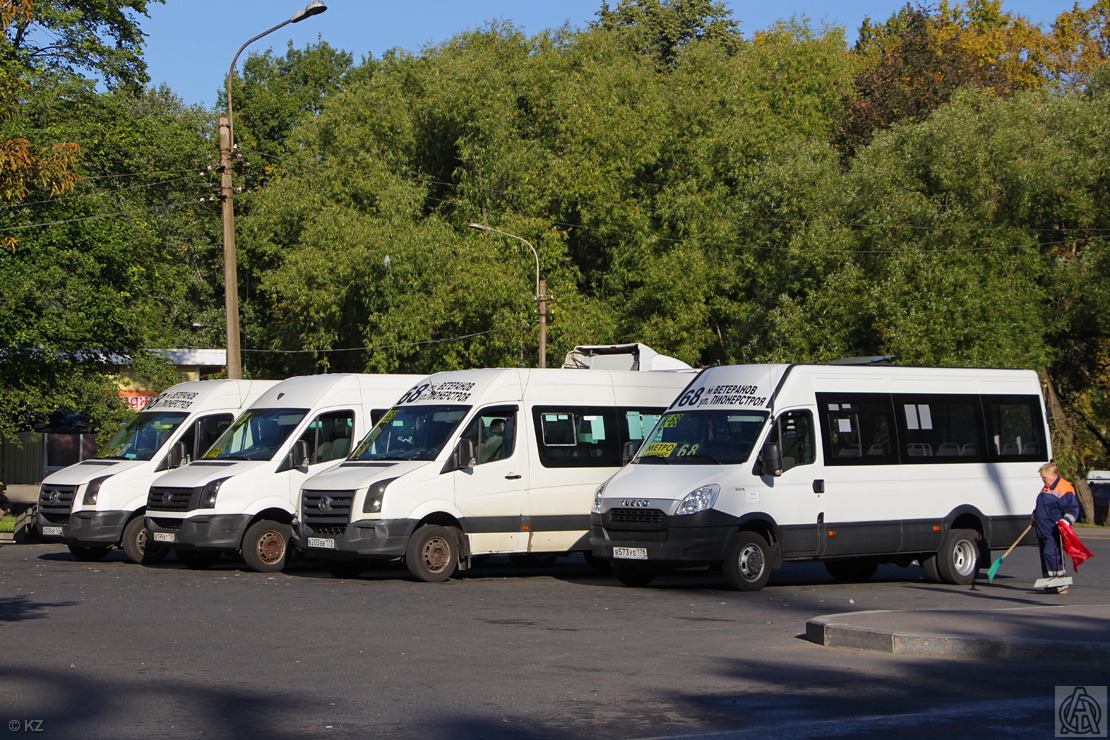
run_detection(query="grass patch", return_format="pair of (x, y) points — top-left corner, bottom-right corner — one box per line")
(0, 515), (15, 533)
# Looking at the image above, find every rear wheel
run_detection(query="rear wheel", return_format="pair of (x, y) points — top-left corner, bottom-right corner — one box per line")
(723, 531), (772, 591)
(121, 516), (168, 565)
(825, 557), (879, 583)
(241, 520), (292, 573)
(67, 544), (110, 562)
(935, 528), (981, 585)
(405, 524), (460, 582)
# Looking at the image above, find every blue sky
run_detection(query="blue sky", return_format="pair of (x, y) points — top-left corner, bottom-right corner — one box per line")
(140, 1), (1086, 109)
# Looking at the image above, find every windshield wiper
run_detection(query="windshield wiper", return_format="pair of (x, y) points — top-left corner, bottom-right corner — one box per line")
(636, 454), (672, 464)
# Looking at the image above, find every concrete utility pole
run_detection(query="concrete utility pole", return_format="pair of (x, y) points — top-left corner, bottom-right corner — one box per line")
(219, 1), (327, 378)
(468, 223), (547, 368)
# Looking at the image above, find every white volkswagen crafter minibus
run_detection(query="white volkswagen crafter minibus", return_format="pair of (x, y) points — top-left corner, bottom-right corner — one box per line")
(37, 379), (277, 563)
(295, 365), (694, 581)
(144, 374), (420, 572)
(590, 364), (1050, 590)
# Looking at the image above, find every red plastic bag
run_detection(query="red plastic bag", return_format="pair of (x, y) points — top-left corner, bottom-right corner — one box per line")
(1059, 521), (1095, 572)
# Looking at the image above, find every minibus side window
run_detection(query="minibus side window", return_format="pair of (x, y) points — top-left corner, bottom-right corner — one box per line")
(983, 395), (1047, 461)
(186, 413), (233, 461)
(893, 394), (986, 463)
(459, 406), (517, 465)
(533, 407), (620, 468)
(774, 410), (815, 472)
(622, 409), (664, 448)
(299, 410), (356, 464)
(816, 393), (899, 466)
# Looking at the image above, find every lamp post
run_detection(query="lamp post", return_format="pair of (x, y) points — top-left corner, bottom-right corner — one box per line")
(219, 1), (327, 378)
(468, 223), (547, 368)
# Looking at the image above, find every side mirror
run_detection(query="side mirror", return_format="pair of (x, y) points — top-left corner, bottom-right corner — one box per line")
(621, 441), (637, 466)
(758, 442), (782, 478)
(158, 442), (188, 472)
(280, 440), (311, 471)
(447, 437), (477, 472)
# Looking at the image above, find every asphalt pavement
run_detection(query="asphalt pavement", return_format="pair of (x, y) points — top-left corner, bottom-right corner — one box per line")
(807, 527), (1110, 662)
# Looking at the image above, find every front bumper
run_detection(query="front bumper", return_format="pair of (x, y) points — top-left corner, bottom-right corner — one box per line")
(145, 513), (252, 551)
(590, 509), (741, 565)
(296, 518), (416, 560)
(37, 510), (130, 546)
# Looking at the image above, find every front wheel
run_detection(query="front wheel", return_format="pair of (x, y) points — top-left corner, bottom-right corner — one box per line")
(722, 531), (773, 591)
(241, 520), (292, 573)
(934, 528), (981, 585)
(405, 524), (461, 582)
(122, 516), (168, 565)
(67, 544), (110, 562)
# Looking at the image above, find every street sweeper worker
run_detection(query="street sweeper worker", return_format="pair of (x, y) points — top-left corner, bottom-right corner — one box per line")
(1033, 462), (1080, 588)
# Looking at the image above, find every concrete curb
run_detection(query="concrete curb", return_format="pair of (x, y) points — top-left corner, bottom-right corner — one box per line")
(807, 606), (1110, 663)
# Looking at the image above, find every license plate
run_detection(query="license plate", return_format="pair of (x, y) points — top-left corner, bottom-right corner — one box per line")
(307, 537), (336, 549)
(152, 532), (176, 543)
(42, 526), (62, 536)
(613, 546), (648, 560)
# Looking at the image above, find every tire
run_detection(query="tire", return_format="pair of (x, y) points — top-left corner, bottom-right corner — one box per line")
(121, 516), (168, 565)
(175, 549), (221, 569)
(241, 520), (292, 573)
(612, 564), (656, 587)
(825, 557), (879, 583)
(722, 531), (773, 591)
(323, 559), (367, 579)
(405, 524), (460, 582)
(67, 544), (110, 562)
(934, 528), (981, 585)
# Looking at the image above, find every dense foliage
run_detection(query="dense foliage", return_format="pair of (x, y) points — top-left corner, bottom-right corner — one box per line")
(5, 0), (1110, 516)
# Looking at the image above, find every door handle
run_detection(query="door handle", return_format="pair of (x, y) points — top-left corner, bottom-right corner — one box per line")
(505, 474), (522, 480)
(813, 479), (825, 494)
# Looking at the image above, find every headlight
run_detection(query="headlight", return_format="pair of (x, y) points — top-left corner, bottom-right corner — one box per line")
(199, 477), (230, 508)
(82, 475), (112, 505)
(675, 484), (720, 516)
(591, 480), (608, 514)
(362, 477), (398, 514)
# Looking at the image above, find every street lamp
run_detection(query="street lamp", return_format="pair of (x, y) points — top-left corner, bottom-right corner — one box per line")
(219, 1), (327, 379)
(468, 223), (547, 368)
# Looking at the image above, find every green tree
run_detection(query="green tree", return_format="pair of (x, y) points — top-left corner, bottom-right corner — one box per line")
(0, 81), (215, 438)
(1, 0), (163, 89)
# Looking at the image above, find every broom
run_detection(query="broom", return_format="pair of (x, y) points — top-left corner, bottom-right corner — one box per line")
(987, 524), (1032, 582)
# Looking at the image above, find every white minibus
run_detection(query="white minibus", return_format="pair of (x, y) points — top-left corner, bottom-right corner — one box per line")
(296, 364), (693, 581)
(144, 373), (420, 572)
(591, 364), (1049, 590)
(36, 379), (277, 563)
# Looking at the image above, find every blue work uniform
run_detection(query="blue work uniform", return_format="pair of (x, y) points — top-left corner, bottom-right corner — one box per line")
(1033, 476), (1080, 578)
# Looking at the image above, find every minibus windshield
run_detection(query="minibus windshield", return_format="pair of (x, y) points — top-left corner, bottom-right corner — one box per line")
(350, 405), (469, 462)
(635, 409), (768, 465)
(203, 408), (308, 461)
(96, 411), (189, 461)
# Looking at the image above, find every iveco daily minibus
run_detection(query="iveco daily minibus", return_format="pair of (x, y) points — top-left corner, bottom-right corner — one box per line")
(37, 379), (276, 563)
(144, 373), (420, 572)
(591, 363), (1049, 590)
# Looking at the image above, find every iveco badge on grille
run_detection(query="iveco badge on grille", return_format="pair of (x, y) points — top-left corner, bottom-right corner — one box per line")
(621, 499), (649, 507)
